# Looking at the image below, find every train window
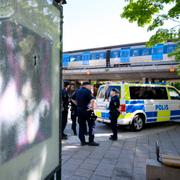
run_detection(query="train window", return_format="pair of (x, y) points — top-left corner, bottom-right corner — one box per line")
(142, 48), (150, 55)
(96, 53), (100, 59)
(70, 56), (76, 62)
(152, 46), (163, 54)
(167, 45), (176, 53)
(76, 55), (82, 61)
(131, 49), (141, 56)
(120, 50), (130, 57)
(82, 53), (90, 60)
(111, 51), (120, 58)
(91, 53), (96, 60)
(99, 52), (105, 59)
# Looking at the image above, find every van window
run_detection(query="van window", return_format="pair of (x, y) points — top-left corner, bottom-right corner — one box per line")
(105, 86), (121, 99)
(97, 86), (106, 99)
(130, 86), (168, 100)
(168, 88), (180, 100)
(97, 86), (120, 99)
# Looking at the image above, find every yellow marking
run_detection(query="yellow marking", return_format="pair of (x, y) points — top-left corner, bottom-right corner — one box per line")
(95, 111), (101, 118)
(124, 84), (130, 100)
(157, 110), (170, 122)
(118, 113), (133, 120)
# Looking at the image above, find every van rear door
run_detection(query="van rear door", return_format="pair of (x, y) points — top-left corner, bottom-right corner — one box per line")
(167, 87), (180, 121)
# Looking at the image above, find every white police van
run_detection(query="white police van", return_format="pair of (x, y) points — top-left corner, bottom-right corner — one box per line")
(94, 83), (180, 131)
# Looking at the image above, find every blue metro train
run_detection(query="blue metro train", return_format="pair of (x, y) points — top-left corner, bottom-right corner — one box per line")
(63, 42), (177, 69)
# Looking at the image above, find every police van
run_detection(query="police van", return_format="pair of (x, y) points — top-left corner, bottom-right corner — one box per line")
(94, 83), (180, 131)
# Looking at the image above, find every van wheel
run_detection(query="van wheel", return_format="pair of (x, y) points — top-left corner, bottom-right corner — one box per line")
(131, 114), (144, 131)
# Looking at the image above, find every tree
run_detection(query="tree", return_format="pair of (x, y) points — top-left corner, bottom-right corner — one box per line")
(121, 0), (180, 74)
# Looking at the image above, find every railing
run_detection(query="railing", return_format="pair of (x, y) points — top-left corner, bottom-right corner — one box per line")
(63, 61), (180, 70)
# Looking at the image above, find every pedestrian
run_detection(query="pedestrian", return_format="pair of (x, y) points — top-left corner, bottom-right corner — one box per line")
(62, 81), (70, 139)
(70, 84), (78, 135)
(109, 88), (120, 141)
(76, 82), (99, 146)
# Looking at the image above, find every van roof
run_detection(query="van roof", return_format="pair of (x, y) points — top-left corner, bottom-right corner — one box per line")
(100, 83), (169, 87)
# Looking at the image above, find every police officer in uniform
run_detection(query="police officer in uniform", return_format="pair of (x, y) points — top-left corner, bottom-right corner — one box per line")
(76, 82), (99, 146)
(109, 88), (120, 141)
(62, 81), (70, 139)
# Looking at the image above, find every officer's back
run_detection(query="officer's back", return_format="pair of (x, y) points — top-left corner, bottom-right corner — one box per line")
(76, 86), (92, 110)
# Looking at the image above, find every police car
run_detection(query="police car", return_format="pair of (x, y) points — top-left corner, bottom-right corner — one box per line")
(94, 83), (180, 131)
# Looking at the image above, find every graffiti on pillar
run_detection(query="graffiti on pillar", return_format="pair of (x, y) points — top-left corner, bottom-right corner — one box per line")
(0, 21), (52, 165)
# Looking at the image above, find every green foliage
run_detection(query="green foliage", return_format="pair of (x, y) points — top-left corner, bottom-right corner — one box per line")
(121, 0), (180, 74)
(170, 81), (180, 90)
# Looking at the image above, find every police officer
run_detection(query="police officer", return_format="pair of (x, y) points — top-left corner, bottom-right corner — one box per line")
(62, 81), (70, 139)
(70, 85), (78, 135)
(76, 82), (99, 146)
(109, 88), (120, 141)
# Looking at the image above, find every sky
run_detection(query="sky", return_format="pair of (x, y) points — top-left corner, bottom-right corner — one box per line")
(63, 0), (155, 51)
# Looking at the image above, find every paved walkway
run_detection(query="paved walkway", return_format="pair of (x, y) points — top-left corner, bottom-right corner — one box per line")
(62, 122), (180, 180)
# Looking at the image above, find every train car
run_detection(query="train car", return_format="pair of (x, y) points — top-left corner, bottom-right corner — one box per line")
(63, 42), (177, 69)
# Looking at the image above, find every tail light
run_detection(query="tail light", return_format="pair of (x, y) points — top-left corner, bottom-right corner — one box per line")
(120, 104), (126, 112)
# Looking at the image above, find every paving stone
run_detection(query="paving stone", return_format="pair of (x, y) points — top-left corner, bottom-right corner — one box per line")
(112, 177), (132, 180)
(74, 168), (94, 178)
(68, 176), (89, 180)
(133, 161), (146, 168)
(83, 158), (100, 165)
(80, 162), (98, 171)
(90, 175), (111, 180)
(96, 164), (114, 172)
(116, 162), (133, 170)
(112, 167), (133, 179)
(133, 174), (146, 180)
(100, 159), (117, 166)
(94, 168), (114, 177)
(133, 167), (146, 176)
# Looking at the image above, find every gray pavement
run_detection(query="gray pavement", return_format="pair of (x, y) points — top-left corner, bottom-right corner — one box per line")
(62, 120), (180, 180)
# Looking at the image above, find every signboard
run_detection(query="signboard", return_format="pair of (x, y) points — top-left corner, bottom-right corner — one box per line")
(0, 1), (60, 179)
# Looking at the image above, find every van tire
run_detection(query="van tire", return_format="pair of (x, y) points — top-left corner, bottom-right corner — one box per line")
(131, 114), (144, 131)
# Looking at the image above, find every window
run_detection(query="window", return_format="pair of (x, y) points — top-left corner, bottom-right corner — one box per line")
(105, 86), (121, 99)
(111, 51), (120, 58)
(95, 53), (100, 59)
(70, 56), (76, 62)
(120, 50), (130, 57)
(97, 86), (121, 99)
(167, 45), (176, 53)
(97, 86), (107, 99)
(142, 48), (151, 56)
(91, 53), (96, 60)
(152, 46), (163, 54)
(82, 53), (90, 61)
(99, 52), (105, 59)
(130, 86), (168, 100)
(168, 88), (180, 100)
(131, 49), (141, 56)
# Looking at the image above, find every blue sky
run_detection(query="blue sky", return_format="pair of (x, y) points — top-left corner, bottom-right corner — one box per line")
(63, 0), (154, 51)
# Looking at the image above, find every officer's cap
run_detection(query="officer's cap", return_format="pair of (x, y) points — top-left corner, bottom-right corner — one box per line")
(111, 88), (119, 94)
(82, 82), (91, 86)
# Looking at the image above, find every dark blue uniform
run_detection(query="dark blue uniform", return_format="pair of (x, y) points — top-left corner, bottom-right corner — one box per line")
(70, 90), (78, 135)
(109, 95), (120, 140)
(62, 88), (69, 137)
(76, 87), (94, 144)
